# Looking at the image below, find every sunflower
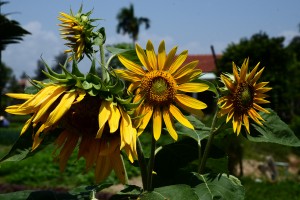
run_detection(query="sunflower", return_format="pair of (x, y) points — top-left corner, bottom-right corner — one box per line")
(114, 40), (209, 141)
(5, 85), (137, 183)
(218, 58), (272, 135)
(58, 8), (94, 60)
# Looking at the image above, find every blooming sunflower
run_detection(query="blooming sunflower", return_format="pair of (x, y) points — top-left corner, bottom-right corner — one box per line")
(218, 58), (272, 135)
(5, 84), (137, 183)
(114, 40), (209, 141)
(58, 8), (95, 60)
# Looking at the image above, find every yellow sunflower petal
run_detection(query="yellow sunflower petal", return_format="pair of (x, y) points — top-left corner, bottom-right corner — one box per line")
(118, 55), (145, 75)
(243, 114), (250, 134)
(175, 98), (204, 118)
(96, 101), (111, 138)
(232, 62), (240, 82)
(163, 46), (178, 70)
(169, 50), (188, 74)
(153, 107), (162, 141)
(128, 82), (141, 93)
(108, 103), (121, 133)
(250, 67), (264, 85)
(221, 74), (235, 92)
(175, 94), (207, 110)
(5, 93), (34, 100)
(176, 69), (202, 84)
(20, 115), (34, 135)
(137, 105), (153, 136)
(114, 69), (142, 82)
(247, 62), (260, 81)
(173, 60), (198, 80)
(136, 43), (152, 71)
(240, 58), (249, 82)
(253, 103), (270, 113)
(169, 104), (194, 130)
(162, 107), (178, 141)
(120, 107), (133, 145)
(44, 92), (76, 128)
(157, 40), (166, 70)
(32, 88), (66, 124)
(146, 40), (158, 70)
(177, 82), (209, 93)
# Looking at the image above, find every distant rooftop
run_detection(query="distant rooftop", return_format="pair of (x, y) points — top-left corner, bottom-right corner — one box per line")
(182, 54), (221, 73)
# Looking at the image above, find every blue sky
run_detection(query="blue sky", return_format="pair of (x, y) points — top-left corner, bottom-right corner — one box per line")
(2, 0), (300, 78)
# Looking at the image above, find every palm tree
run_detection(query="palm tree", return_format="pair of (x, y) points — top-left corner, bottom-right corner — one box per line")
(116, 4), (150, 44)
(0, 1), (30, 111)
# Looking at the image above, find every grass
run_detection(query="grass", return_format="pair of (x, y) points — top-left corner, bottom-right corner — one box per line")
(242, 177), (300, 200)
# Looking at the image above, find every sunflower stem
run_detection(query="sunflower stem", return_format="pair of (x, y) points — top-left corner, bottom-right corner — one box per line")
(136, 138), (148, 190)
(147, 133), (156, 191)
(99, 44), (109, 81)
(120, 154), (129, 184)
(198, 107), (219, 174)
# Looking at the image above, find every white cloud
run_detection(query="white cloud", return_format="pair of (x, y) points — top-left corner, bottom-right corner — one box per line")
(2, 21), (65, 78)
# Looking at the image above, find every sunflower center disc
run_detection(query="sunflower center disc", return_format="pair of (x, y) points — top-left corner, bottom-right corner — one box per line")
(141, 71), (177, 106)
(234, 82), (253, 114)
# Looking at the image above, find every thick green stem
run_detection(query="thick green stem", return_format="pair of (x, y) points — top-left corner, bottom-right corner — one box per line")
(99, 44), (108, 81)
(198, 107), (219, 174)
(136, 138), (148, 190)
(147, 134), (156, 191)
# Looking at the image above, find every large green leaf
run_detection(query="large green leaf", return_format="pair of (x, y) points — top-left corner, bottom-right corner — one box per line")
(245, 108), (300, 146)
(192, 173), (245, 200)
(0, 126), (60, 163)
(140, 184), (198, 200)
(175, 115), (211, 142)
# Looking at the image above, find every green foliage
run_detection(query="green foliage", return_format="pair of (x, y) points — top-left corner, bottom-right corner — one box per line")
(244, 108), (300, 146)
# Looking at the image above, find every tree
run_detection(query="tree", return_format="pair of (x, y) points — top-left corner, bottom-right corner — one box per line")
(217, 32), (290, 121)
(0, 1), (31, 52)
(0, 1), (30, 111)
(52, 52), (69, 74)
(34, 59), (47, 81)
(0, 62), (12, 114)
(116, 4), (150, 44)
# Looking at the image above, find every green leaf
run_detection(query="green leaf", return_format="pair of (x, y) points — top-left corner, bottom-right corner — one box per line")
(205, 157), (229, 175)
(140, 184), (198, 200)
(193, 79), (219, 98)
(192, 173), (245, 200)
(175, 115), (211, 142)
(0, 126), (60, 163)
(245, 108), (300, 146)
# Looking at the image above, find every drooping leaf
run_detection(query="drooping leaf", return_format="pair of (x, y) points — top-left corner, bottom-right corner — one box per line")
(192, 173), (245, 200)
(245, 108), (300, 146)
(0, 126), (60, 163)
(175, 115), (211, 142)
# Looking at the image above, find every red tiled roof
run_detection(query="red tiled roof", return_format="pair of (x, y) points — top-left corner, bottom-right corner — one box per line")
(181, 54), (221, 73)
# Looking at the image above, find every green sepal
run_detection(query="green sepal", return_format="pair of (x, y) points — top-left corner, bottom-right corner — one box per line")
(93, 27), (106, 46)
(41, 57), (66, 79)
(71, 58), (84, 78)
